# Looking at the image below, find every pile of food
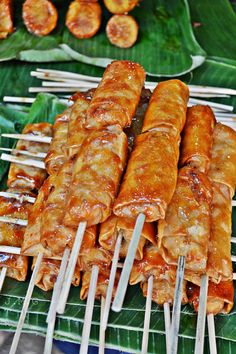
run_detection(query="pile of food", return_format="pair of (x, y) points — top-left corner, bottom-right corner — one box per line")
(0, 60), (235, 352)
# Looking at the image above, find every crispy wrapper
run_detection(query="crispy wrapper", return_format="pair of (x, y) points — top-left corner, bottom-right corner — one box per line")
(80, 268), (120, 300)
(187, 281), (234, 315)
(0, 253), (28, 281)
(7, 123), (52, 191)
(113, 131), (179, 222)
(158, 166), (212, 274)
(208, 123), (236, 198)
(207, 183), (233, 283)
(99, 215), (156, 260)
(86, 60), (145, 129)
(0, 0), (13, 39)
(180, 105), (216, 173)
(141, 79), (189, 139)
(33, 258), (80, 291)
(45, 107), (71, 175)
(64, 125), (128, 227)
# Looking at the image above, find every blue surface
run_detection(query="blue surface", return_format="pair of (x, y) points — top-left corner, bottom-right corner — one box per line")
(54, 340), (128, 354)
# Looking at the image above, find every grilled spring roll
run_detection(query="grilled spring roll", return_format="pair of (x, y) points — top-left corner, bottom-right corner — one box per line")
(158, 166), (212, 276)
(0, 189), (35, 281)
(7, 123), (52, 191)
(99, 215), (156, 260)
(0, 0), (13, 39)
(208, 123), (236, 198)
(64, 125), (128, 227)
(141, 79), (189, 139)
(86, 60), (146, 129)
(80, 268), (120, 301)
(187, 281), (234, 315)
(33, 258), (81, 291)
(44, 107), (72, 175)
(180, 105), (216, 173)
(113, 130), (179, 221)
(130, 245), (188, 306)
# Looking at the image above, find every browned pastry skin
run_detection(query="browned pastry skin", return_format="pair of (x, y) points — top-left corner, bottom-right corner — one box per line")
(103, 0), (139, 14)
(0, 0), (13, 39)
(64, 125), (128, 227)
(208, 123), (236, 198)
(187, 281), (234, 314)
(141, 79), (189, 139)
(0, 253), (28, 281)
(7, 123), (52, 191)
(66, 0), (102, 39)
(99, 215), (156, 260)
(158, 166), (212, 275)
(22, 0), (58, 36)
(113, 130), (179, 221)
(86, 60), (146, 129)
(180, 105), (216, 173)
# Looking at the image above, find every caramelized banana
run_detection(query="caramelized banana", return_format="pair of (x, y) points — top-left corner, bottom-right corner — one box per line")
(106, 14), (138, 48)
(103, 0), (139, 14)
(0, 0), (13, 39)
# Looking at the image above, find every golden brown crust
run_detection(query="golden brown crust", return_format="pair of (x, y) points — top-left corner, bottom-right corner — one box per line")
(103, 0), (139, 14)
(180, 105), (216, 173)
(106, 15), (138, 48)
(207, 183), (232, 283)
(86, 60), (146, 129)
(66, 1), (102, 39)
(141, 80), (189, 139)
(208, 123), (236, 198)
(23, 0), (58, 36)
(7, 123), (52, 191)
(158, 166), (212, 274)
(113, 131), (179, 221)
(0, 0), (13, 39)
(99, 215), (156, 260)
(0, 253), (28, 281)
(64, 125), (128, 227)
(187, 281), (234, 314)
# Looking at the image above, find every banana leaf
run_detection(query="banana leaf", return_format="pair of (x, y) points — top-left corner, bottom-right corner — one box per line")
(0, 95), (235, 353)
(0, 0), (206, 76)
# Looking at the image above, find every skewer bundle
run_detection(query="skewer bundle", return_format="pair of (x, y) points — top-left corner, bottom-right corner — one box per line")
(0, 59), (236, 354)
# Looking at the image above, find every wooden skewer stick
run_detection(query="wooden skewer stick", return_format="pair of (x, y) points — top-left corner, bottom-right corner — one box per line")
(0, 246), (21, 254)
(188, 98), (233, 112)
(9, 253), (43, 354)
(112, 213), (146, 312)
(1, 153), (45, 169)
(1, 133), (52, 144)
(29, 87), (86, 93)
(231, 255), (236, 262)
(0, 267), (7, 292)
(44, 248), (70, 354)
(57, 221), (87, 314)
(3, 96), (35, 104)
(169, 255), (185, 354)
(35, 68), (101, 82)
(31, 72), (80, 83)
(233, 274), (236, 280)
(194, 275), (209, 354)
(101, 233), (122, 331)
(0, 216), (28, 226)
(141, 275), (153, 354)
(79, 265), (99, 354)
(0, 147), (46, 159)
(99, 296), (106, 354)
(207, 314), (217, 354)
(0, 192), (36, 203)
(42, 81), (98, 88)
(164, 302), (171, 354)
(232, 200), (236, 207)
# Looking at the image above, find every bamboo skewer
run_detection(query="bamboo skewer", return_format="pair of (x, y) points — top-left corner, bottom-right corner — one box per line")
(0, 216), (28, 226)
(9, 253), (43, 354)
(1, 133), (52, 143)
(0, 192), (36, 203)
(112, 213), (146, 312)
(1, 153), (45, 169)
(141, 275), (153, 354)
(99, 296), (106, 354)
(79, 265), (99, 354)
(0, 147), (46, 159)
(164, 302), (171, 354)
(0, 267), (7, 292)
(207, 314), (217, 354)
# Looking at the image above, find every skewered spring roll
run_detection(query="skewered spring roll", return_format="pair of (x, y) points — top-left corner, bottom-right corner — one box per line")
(86, 60), (145, 129)
(208, 123), (236, 198)
(158, 166), (212, 275)
(207, 183), (233, 283)
(180, 105), (216, 173)
(80, 268), (120, 301)
(45, 107), (72, 175)
(113, 130), (179, 222)
(64, 125), (128, 227)
(23, 0), (58, 36)
(0, 0), (13, 39)
(99, 215), (156, 260)
(0, 253), (28, 282)
(7, 123), (52, 191)
(33, 258), (80, 291)
(187, 281), (234, 315)
(141, 79), (189, 139)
